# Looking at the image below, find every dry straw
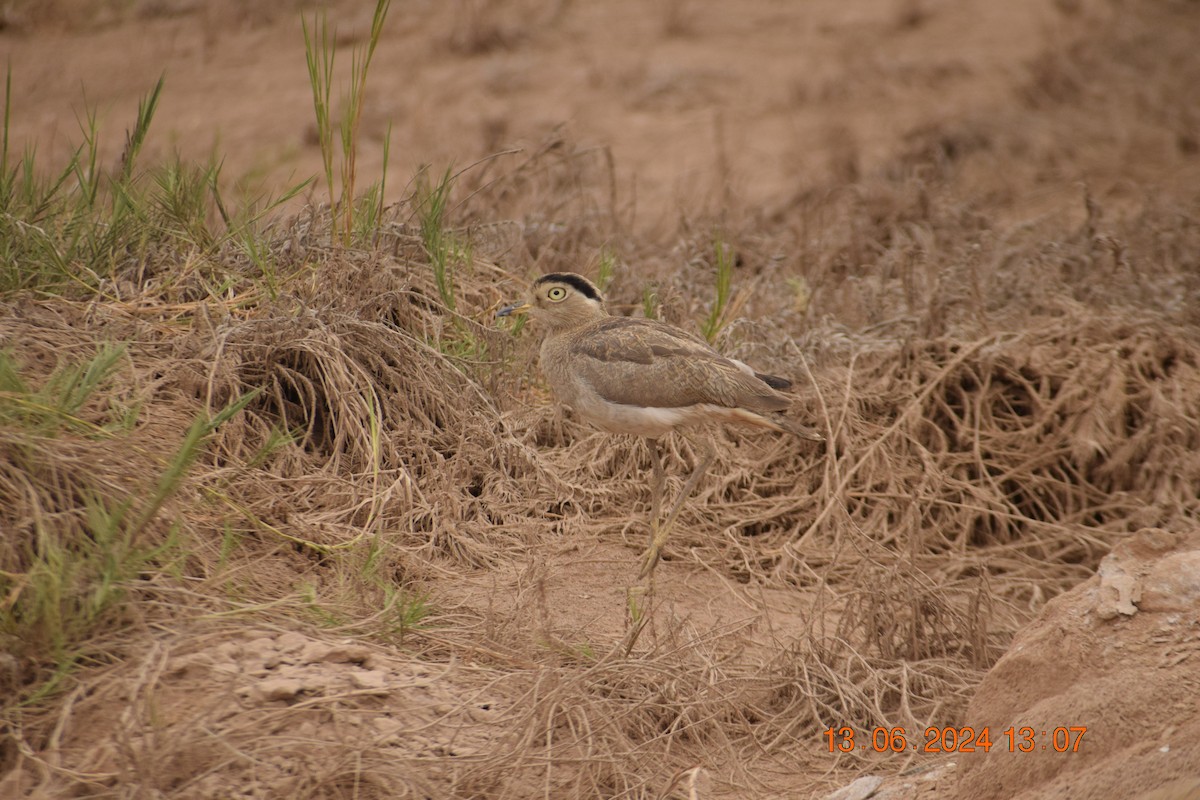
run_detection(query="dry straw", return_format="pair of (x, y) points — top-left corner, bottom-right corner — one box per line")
(4, 6), (1200, 794)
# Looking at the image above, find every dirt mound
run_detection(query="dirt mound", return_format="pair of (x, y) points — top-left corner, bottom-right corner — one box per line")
(3, 625), (507, 798)
(955, 528), (1200, 800)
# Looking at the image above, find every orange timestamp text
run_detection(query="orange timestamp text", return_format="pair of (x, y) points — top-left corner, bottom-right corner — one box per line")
(823, 725), (1087, 754)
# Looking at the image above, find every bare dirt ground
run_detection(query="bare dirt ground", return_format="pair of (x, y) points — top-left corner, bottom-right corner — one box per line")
(1, 0), (1060, 224)
(3, 0), (1200, 798)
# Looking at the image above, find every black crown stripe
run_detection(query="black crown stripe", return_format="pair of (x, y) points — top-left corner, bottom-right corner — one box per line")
(535, 273), (602, 301)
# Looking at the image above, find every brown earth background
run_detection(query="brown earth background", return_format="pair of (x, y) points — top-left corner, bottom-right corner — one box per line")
(2, 0), (1200, 798)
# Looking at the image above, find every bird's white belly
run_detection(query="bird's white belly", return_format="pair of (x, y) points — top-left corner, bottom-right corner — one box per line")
(576, 399), (746, 438)
(546, 360), (758, 437)
(582, 402), (689, 437)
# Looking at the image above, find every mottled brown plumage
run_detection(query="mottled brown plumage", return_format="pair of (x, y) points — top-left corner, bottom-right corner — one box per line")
(498, 272), (822, 578)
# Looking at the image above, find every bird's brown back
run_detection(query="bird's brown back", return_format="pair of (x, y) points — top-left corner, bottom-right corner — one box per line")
(552, 316), (791, 412)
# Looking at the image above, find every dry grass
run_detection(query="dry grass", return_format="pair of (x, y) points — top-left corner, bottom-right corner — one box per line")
(3, 1), (1200, 797)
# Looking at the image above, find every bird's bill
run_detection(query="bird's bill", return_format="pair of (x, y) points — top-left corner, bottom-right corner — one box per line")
(496, 301), (532, 318)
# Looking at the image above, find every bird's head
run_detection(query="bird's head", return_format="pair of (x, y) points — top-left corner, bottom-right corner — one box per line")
(496, 272), (608, 332)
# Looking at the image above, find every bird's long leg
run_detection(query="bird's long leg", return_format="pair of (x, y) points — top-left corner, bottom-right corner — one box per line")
(639, 436), (716, 580)
(622, 438), (667, 654)
(648, 437), (665, 540)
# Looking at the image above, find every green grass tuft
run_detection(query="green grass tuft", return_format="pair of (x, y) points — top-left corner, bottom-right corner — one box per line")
(0, 345), (127, 435)
(641, 284), (660, 320)
(0, 346), (259, 698)
(700, 234), (735, 343)
(0, 66), (308, 298)
(302, 0), (392, 245)
(596, 247), (617, 292)
(416, 165), (472, 311)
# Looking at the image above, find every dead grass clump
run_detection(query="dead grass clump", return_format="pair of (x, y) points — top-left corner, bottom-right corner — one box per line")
(162, 249), (560, 569)
(0, 211), (560, 692)
(763, 637), (977, 742)
(508, 299), (1200, 730)
(5, 621), (825, 799)
(436, 624), (818, 798)
(905, 318), (1200, 540)
(766, 313), (1200, 576)
(0, 317), (211, 680)
(0, 427), (163, 665)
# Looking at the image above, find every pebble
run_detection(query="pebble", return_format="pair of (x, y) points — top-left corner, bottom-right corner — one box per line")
(825, 775), (883, 800)
(350, 670), (388, 692)
(255, 678), (304, 701)
(275, 632), (308, 654)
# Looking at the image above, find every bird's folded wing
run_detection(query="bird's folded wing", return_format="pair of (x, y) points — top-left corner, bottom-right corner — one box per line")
(569, 318), (790, 412)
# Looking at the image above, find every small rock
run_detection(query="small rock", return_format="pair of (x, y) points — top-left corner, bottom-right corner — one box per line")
(298, 641), (332, 664)
(241, 637), (277, 661)
(874, 782), (915, 800)
(919, 761), (956, 781)
(321, 643), (372, 665)
(256, 678), (304, 701)
(1141, 551), (1200, 613)
(214, 642), (243, 661)
(275, 632), (309, 654)
(349, 670), (388, 692)
(166, 653), (214, 677)
(373, 717), (404, 736)
(1097, 558), (1140, 619)
(825, 775), (884, 800)
(1123, 528), (1185, 559)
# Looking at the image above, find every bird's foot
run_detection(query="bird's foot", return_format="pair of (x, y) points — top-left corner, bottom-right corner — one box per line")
(638, 522), (671, 580)
(638, 545), (661, 581)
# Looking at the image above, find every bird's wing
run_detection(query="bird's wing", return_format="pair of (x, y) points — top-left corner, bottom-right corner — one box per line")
(569, 317), (790, 412)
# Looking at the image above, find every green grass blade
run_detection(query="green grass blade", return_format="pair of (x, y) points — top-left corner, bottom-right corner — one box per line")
(701, 235), (734, 343)
(118, 73), (164, 186)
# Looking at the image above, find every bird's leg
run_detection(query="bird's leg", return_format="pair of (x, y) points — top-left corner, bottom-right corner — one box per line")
(639, 436), (716, 580)
(648, 437), (665, 537)
(619, 439), (666, 654)
(659, 436), (715, 542)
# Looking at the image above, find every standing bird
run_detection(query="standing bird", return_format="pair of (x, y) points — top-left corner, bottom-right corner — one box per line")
(497, 272), (822, 578)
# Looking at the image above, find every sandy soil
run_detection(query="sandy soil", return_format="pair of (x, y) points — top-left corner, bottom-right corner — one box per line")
(3, 0), (1200, 798)
(2, 0), (1058, 228)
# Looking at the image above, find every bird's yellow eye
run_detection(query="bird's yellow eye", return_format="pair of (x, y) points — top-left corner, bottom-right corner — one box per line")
(547, 286), (567, 301)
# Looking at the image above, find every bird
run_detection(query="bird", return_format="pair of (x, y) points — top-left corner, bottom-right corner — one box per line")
(497, 272), (822, 579)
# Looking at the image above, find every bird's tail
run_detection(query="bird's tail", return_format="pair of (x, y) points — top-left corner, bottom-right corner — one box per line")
(765, 411), (825, 441)
(754, 371), (793, 390)
(722, 406), (825, 441)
